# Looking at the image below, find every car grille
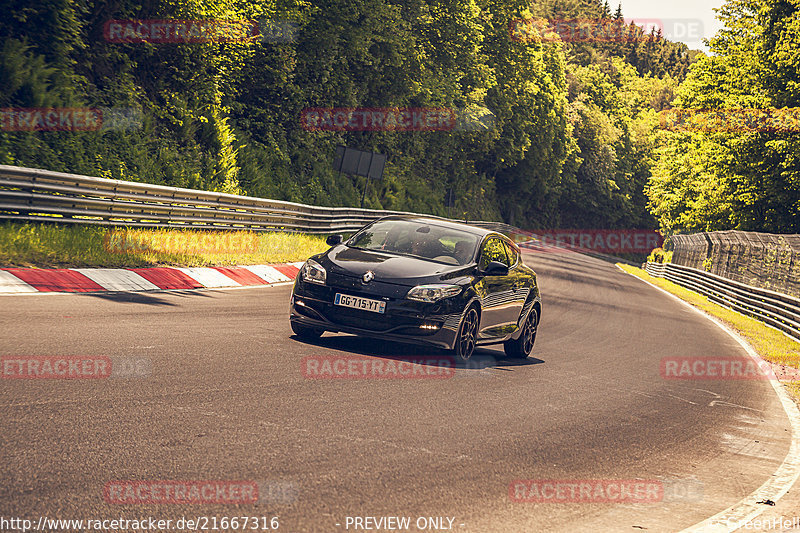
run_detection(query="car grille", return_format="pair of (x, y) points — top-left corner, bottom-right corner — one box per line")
(323, 304), (420, 331)
(321, 305), (400, 332)
(326, 272), (409, 299)
(319, 298), (437, 333)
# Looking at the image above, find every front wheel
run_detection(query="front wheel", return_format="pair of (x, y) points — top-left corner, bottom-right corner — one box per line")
(504, 307), (538, 359)
(291, 321), (324, 340)
(453, 307), (479, 361)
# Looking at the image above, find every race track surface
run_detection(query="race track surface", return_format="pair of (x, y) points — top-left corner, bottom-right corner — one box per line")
(0, 250), (792, 532)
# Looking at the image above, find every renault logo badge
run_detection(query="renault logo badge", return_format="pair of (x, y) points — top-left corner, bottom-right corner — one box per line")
(362, 271), (375, 283)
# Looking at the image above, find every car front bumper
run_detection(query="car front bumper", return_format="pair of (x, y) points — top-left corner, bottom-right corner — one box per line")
(290, 280), (464, 350)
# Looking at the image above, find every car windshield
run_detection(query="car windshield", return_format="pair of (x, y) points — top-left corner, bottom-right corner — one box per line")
(348, 220), (480, 266)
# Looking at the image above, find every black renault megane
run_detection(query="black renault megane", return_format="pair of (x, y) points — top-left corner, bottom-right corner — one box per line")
(289, 216), (541, 360)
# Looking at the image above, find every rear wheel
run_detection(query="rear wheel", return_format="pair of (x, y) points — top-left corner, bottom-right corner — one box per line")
(454, 307), (479, 361)
(504, 307), (538, 359)
(291, 321), (324, 339)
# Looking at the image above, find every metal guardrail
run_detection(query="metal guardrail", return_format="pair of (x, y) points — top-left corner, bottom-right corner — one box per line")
(0, 165), (516, 234)
(671, 230), (800, 300)
(645, 261), (800, 340)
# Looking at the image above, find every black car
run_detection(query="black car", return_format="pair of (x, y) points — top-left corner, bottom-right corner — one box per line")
(289, 216), (541, 360)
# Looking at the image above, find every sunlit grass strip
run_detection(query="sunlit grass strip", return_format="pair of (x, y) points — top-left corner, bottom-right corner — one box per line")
(0, 222), (330, 268)
(618, 263), (800, 401)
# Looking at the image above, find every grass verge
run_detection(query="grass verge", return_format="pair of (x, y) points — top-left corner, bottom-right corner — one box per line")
(0, 222), (331, 268)
(618, 263), (800, 401)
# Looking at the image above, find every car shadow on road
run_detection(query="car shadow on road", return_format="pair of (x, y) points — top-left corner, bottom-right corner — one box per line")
(292, 333), (544, 371)
(80, 289), (215, 305)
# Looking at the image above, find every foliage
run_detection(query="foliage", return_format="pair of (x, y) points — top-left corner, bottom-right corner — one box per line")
(0, 0), (706, 231)
(647, 247), (672, 263)
(647, 0), (800, 235)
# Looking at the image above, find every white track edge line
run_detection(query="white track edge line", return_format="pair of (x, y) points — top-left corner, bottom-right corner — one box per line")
(617, 264), (800, 533)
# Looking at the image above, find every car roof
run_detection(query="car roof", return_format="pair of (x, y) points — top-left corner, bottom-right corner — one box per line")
(374, 215), (497, 238)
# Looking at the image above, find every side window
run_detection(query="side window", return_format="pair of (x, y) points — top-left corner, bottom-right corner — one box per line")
(503, 240), (519, 266)
(479, 238), (509, 270)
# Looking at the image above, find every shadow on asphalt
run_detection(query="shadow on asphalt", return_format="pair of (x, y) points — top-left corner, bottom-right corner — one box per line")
(79, 289), (215, 305)
(292, 333), (545, 370)
(536, 267), (622, 288)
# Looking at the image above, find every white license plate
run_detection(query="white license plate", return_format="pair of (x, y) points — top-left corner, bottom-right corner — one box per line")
(334, 293), (386, 314)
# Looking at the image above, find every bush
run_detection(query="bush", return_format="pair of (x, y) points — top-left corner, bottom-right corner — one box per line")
(647, 247), (673, 264)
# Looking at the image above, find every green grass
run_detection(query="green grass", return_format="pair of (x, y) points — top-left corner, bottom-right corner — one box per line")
(618, 263), (800, 400)
(0, 222), (331, 268)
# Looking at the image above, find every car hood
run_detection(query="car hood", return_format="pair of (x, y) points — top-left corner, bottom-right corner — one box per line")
(319, 245), (473, 286)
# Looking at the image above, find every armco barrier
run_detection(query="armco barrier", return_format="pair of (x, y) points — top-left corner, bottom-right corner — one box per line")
(0, 165), (516, 234)
(671, 231), (800, 299)
(644, 261), (800, 340)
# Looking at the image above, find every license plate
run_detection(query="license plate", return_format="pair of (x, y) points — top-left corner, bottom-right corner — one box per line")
(334, 293), (386, 314)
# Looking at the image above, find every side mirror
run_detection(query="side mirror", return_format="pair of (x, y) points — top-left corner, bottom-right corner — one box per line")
(326, 234), (343, 246)
(481, 261), (509, 276)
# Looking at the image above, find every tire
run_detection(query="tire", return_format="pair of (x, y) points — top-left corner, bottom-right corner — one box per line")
(291, 321), (324, 339)
(453, 306), (479, 361)
(504, 306), (538, 359)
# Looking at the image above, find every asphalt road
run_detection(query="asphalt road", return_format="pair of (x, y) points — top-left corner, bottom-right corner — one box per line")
(0, 250), (793, 532)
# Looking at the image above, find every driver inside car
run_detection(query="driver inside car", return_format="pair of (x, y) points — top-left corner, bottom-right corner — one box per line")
(453, 240), (473, 265)
(411, 237), (429, 258)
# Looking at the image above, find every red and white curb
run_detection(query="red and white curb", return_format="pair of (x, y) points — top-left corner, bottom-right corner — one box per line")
(0, 263), (305, 294)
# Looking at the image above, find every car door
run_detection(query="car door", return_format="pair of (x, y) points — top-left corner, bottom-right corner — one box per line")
(475, 236), (515, 338)
(502, 238), (528, 328)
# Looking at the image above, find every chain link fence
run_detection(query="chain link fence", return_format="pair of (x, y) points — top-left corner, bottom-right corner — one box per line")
(670, 231), (800, 299)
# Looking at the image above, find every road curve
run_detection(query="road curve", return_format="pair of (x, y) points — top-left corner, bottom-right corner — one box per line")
(0, 250), (793, 532)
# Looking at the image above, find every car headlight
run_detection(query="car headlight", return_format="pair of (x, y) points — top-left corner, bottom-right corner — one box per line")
(301, 259), (326, 285)
(406, 284), (462, 303)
